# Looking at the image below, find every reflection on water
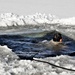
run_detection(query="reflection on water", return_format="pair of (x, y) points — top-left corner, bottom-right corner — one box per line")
(0, 30), (75, 59)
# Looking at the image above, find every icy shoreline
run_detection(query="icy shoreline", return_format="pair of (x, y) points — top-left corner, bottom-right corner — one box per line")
(0, 45), (75, 75)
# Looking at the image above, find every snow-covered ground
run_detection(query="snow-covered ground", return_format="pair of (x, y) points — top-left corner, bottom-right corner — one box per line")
(0, 13), (75, 75)
(0, 13), (57, 27)
(0, 13), (75, 27)
(0, 45), (75, 75)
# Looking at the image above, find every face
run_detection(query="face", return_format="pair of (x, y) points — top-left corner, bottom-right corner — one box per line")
(60, 39), (62, 42)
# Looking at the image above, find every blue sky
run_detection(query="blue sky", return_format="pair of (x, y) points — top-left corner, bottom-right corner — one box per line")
(0, 0), (75, 18)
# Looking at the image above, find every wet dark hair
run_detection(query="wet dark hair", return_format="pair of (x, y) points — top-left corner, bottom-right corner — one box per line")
(53, 32), (62, 42)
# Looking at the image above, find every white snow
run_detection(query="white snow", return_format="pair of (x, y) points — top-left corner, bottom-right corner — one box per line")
(0, 13), (57, 27)
(0, 45), (19, 62)
(0, 46), (75, 75)
(0, 13), (75, 27)
(58, 17), (75, 25)
(0, 45), (75, 75)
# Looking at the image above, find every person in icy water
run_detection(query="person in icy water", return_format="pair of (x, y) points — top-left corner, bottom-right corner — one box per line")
(45, 32), (67, 51)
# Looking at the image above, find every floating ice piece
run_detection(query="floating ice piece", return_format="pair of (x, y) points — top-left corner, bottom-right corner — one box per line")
(0, 45), (19, 61)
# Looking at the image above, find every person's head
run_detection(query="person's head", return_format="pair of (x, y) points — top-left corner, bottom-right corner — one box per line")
(53, 32), (62, 42)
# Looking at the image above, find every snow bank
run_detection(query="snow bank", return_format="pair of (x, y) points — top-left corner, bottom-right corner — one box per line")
(0, 50), (75, 75)
(0, 45), (19, 62)
(0, 13), (75, 28)
(58, 17), (75, 25)
(0, 13), (57, 27)
(0, 45), (75, 75)
(0, 13), (25, 27)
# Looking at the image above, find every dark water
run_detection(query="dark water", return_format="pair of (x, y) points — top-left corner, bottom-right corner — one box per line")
(0, 30), (75, 59)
